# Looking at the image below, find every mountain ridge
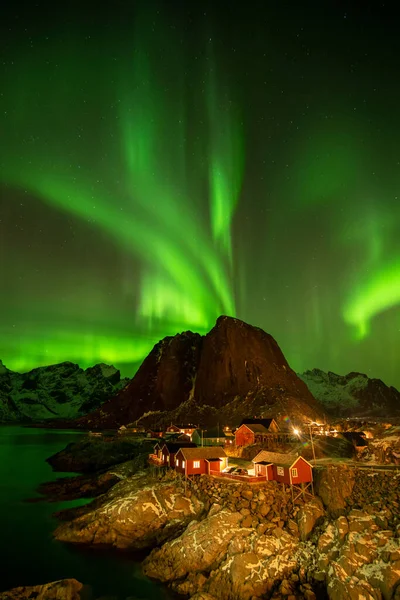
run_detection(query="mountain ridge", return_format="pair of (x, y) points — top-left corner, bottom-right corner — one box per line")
(0, 360), (129, 423)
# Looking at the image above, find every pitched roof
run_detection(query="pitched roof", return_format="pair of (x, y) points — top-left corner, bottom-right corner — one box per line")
(252, 450), (299, 467)
(238, 423), (269, 434)
(163, 442), (197, 453)
(240, 418), (277, 430)
(177, 446), (227, 460)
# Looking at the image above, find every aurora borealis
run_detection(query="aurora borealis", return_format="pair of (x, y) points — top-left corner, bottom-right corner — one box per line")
(1, 2), (400, 387)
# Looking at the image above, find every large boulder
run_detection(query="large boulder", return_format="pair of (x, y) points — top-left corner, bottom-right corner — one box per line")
(315, 465), (355, 517)
(143, 510), (244, 581)
(54, 475), (204, 550)
(297, 497), (325, 541)
(0, 579), (84, 600)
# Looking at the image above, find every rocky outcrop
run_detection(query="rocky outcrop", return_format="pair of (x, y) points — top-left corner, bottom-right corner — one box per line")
(141, 468), (400, 600)
(0, 579), (84, 600)
(369, 425), (400, 465)
(54, 473), (204, 550)
(299, 368), (400, 417)
(46, 437), (153, 473)
(315, 465), (355, 517)
(143, 504), (309, 600)
(143, 510), (244, 582)
(297, 498), (325, 541)
(313, 511), (400, 600)
(0, 359), (128, 423)
(77, 316), (324, 429)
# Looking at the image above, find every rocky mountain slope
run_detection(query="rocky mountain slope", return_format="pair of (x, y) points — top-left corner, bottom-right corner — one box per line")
(78, 316), (324, 429)
(299, 368), (400, 417)
(0, 360), (129, 422)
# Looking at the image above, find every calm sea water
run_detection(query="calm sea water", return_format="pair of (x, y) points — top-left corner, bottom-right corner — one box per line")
(0, 426), (173, 599)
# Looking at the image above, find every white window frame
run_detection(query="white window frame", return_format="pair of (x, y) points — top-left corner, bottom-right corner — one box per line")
(291, 467), (298, 477)
(193, 460), (200, 469)
(277, 466), (284, 476)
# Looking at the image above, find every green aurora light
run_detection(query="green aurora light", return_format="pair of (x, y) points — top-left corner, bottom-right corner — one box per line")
(1, 2), (400, 387)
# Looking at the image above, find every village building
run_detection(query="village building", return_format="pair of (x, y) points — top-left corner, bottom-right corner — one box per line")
(235, 418), (279, 447)
(191, 427), (226, 446)
(252, 450), (314, 500)
(166, 424), (198, 436)
(118, 425), (145, 435)
(146, 429), (164, 438)
(174, 446), (228, 476)
(161, 441), (197, 468)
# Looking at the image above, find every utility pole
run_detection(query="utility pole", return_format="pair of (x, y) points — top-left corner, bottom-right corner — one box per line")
(309, 424), (316, 463)
(201, 429), (203, 447)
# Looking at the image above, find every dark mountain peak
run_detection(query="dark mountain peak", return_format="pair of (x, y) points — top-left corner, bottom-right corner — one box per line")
(77, 329), (203, 428)
(78, 316), (324, 429)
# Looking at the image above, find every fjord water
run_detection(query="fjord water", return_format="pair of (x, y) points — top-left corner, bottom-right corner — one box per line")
(0, 426), (171, 599)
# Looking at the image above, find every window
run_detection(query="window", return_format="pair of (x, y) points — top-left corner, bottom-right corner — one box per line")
(277, 466), (284, 476)
(182, 461), (186, 468)
(291, 468), (298, 478)
(193, 460), (200, 468)
(176, 459), (179, 466)
(167, 456), (170, 463)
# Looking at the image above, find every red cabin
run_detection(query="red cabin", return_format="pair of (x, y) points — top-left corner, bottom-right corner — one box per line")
(174, 447), (228, 477)
(161, 441), (197, 468)
(252, 450), (313, 485)
(235, 419), (279, 447)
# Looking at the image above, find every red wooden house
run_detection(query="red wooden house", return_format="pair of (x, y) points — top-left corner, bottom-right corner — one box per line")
(166, 424), (198, 437)
(161, 441), (197, 468)
(252, 450), (313, 487)
(146, 429), (164, 438)
(235, 418), (279, 447)
(174, 447), (228, 477)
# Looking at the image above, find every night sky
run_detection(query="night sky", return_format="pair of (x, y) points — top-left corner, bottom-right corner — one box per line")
(1, 1), (399, 387)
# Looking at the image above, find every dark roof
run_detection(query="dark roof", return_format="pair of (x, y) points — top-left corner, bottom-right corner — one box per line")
(238, 423), (269, 434)
(193, 427), (226, 438)
(177, 447), (227, 460)
(240, 418), (276, 430)
(252, 450), (302, 467)
(206, 458), (222, 462)
(163, 442), (197, 453)
(341, 432), (368, 447)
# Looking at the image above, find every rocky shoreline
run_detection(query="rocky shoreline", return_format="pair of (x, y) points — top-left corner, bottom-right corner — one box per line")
(3, 438), (400, 600)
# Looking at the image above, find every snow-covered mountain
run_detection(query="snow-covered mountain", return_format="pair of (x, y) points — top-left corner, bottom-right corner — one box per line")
(0, 360), (130, 422)
(299, 368), (400, 417)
